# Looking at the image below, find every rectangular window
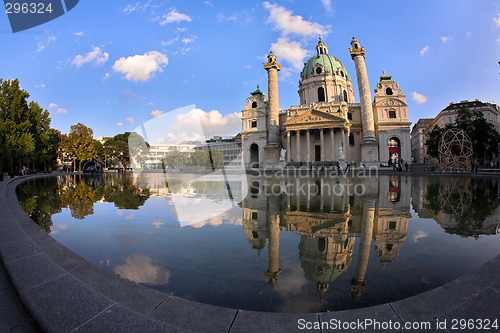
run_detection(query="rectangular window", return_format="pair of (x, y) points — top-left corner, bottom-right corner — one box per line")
(251, 212), (258, 220)
(251, 120), (257, 128)
(349, 133), (355, 146)
(389, 110), (397, 118)
(389, 221), (397, 230)
(347, 112), (352, 120)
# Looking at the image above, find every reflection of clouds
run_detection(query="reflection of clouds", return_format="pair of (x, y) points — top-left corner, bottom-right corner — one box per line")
(412, 230), (429, 243)
(152, 218), (164, 229)
(114, 254), (170, 286)
(273, 261), (322, 313)
(117, 233), (138, 249)
(50, 223), (68, 235)
(117, 210), (123, 215)
(126, 213), (135, 220)
(187, 206), (243, 228)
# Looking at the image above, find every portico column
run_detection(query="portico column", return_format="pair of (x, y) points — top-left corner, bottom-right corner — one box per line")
(306, 130), (311, 163)
(296, 130), (301, 162)
(344, 128), (349, 161)
(287, 131), (291, 162)
(320, 129), (324, 162)
(330, 128), (335, 161)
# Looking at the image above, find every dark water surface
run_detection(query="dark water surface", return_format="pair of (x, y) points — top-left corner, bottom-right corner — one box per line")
(16, 173), (500, 313)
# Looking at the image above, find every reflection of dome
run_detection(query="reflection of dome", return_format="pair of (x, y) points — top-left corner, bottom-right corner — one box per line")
(301, 261), (345, 284)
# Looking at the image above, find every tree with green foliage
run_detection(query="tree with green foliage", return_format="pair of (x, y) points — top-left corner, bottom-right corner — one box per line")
(128, 132), (150, 169)
(163, 148), (190, 169)
(64, 123), (96, 172)
(425, 125), (445, 159)
(104, 132), (131, 168)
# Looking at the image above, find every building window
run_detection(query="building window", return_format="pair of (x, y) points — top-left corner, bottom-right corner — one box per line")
(386, 87), (393, 95)
(251, 212), (258, 220)
(389, 221), (397, 230)
(318, 87), (325, 102)
(349, 133), (355, 146)
(251, 120), (257, 128)
(347, 112), (352, 120)
(389, 110), (397, 118)
(343, 90), (348, 102)
(251, 101), (257, 108)
(340, 70), (344, 78)
(316, 67), (322, 74)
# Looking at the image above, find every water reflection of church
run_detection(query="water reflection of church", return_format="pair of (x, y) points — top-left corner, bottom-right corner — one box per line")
(242, 176), (411, 302)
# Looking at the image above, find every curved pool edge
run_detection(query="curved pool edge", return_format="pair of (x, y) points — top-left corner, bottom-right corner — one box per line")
(1, 173), (499, 332)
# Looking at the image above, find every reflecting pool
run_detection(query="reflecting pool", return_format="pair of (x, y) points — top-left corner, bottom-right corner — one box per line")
(16, 173), (500, 313)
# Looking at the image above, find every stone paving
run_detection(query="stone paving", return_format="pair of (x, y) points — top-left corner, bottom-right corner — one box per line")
(1, 174), (500, 332)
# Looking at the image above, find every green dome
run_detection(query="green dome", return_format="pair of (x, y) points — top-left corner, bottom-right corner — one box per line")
(301, 53), (347, 79)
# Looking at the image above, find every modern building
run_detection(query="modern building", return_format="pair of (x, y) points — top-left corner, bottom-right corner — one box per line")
(410, 118), (434, 163)
(199, 134), (243, 167)
(143, 141), (203, 169)
(241, 37), (411, 169)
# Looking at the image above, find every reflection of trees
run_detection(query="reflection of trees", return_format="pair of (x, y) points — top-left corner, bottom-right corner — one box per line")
(424, 178), (500, 237)
(16, 174), (151, 233)
(103, 176), (150, 210)
(16, 177), (63, 232)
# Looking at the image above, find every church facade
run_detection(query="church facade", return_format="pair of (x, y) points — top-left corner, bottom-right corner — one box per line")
(241, 37), (411, 169)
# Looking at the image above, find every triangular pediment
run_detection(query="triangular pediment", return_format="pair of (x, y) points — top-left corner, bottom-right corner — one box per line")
(284, 109), (346, 127)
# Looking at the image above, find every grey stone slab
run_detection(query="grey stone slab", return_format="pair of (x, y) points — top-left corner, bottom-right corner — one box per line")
(0, 288), (39, 332)
(438, 287), (500, 323)
(319, 304), (403, 333)
(230, 311), (321, 333)
(73, 303), (192, 333)
(0, 237), (42, 263)
(5, 321), (42, 333)
(22, 274), (115, 333)
(67, 260), (118, 290)
(97, 276), (169, 315)
(5, 253), (67, 292)
(151, 295), (237, 333)
(0, 224), (27, 245)
(0, 262), (10, 292)
(42, 241), (88, 270)
(390, 286), (460, 323)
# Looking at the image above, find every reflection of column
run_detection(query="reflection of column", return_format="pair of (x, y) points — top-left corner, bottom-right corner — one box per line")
(351, 198), (375, 300)
(296, 179), (300, 211)
(296, 130), (301, 162)
(287, 131), (291, 162)
(330, 128), (335, 161)
(320, 129), (324, 162)
(344, 128), (349, 160)
(306, 130), (311, 163)
(265, 196), (282, 286)
(320, 179), (324, 211)
(307, 180), (311, 211)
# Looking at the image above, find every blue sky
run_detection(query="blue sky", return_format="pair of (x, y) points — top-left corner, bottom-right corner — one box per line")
(1, 0), (499, 139)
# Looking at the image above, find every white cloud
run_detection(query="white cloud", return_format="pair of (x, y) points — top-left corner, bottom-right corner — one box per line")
(171, 109), (242, 139)
(123, 3), (140, 14)
(440, 36), (451, 44)
(116, 122), (124, 127)
(152, 219), (164, 228)
(151, 110), (164, 117)
(160, 9), (191, 25)
(35, 83), (45, 88)
(321, 0), (333, 14)
(412, 230), (428, 242)
(72, 46), (109, 68)
(48, 103), (67, 114)
(73, 31), (84, 36)
(494, 13), (500, 27)
(271, 38), (309, 69)
(36, 34), (56, 52)
(412, 92), (427, 104)
(113, 51), (168, 81)
(497, 38), (500, 43)
(216, 13), (237, 22)
(420, 45), (430, 56)
(204, 1), (213, 7)
(263, 2), (327, 36)
(126, 117), (135, 124)
(161, 37), (178, 46)
(182, 36), (197, 44)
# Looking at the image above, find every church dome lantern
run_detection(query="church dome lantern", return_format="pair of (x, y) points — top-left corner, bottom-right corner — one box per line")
(301, 37), (348, 80)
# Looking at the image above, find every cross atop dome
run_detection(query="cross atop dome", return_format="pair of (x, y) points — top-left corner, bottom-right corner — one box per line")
(316, 35), (329, 55)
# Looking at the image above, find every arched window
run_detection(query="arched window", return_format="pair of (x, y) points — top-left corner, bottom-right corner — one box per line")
(316, 67), (322, 74)
(251, 101), (257, 108)
(317, 87), (325, 102)
(340, 70), (344, 78)
(386, 87), (393, 95)
(343, 90), (348, 102)
(318, 238), (326, 252)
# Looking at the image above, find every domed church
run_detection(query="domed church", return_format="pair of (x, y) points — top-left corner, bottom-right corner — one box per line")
(241, 37), (411, 168)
